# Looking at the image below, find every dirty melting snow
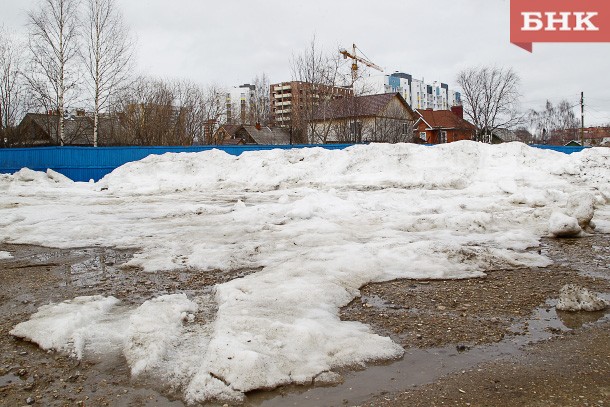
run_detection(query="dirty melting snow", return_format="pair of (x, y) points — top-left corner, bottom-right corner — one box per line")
(3, 142), (610, 403)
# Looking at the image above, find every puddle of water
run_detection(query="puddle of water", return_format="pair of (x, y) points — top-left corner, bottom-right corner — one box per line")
(59, 248), (135, 288)
(555, 292), (610, 329)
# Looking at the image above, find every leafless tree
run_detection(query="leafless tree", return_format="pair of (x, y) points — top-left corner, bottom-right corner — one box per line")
(200, 84), (226, 144)
(0, 27), (31, 146)
(115, 76), (226, 146)
(528, 99), (579, 145)
(26, 0), (81, 146)
(252, 73), (270, 126)
(174, 80), (225, 145)
(83, 0), (133, 146)
(116, 77), (175, 145)
(457, 66), (523, 143)
(290, 37), (349, 143)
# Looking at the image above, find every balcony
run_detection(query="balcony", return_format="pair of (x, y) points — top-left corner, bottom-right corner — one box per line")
(273, 84), (292, 92)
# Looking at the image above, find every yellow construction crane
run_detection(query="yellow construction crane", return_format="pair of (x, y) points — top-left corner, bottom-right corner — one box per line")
(339, 43), (383, 85)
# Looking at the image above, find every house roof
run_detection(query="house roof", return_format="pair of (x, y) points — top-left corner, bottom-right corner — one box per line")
(215, 124), (291, 145)
(241, 125), (291, 145)
(312, 93), (415, 121)
(416, 109), (476, 131)
(493, 128), (519, 142)
(19, 113), (94, 145)
(219, 124), (242, 138)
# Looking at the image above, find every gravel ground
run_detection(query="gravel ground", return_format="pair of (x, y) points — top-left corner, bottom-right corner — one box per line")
(1, 234), (609, 406)
(362, 322), (610, 407)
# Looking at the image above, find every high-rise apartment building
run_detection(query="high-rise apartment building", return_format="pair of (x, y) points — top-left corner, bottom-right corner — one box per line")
(226, 84), (255, 124)
(360, 72), (461, 111)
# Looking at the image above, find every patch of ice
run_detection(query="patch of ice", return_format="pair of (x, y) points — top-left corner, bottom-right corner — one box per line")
(314, 371), (343, 386)
(556, 284), (608, 312)
(0, 251), (12, 260)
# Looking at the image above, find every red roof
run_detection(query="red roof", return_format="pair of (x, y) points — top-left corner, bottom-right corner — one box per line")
(417, 109), (476, 130)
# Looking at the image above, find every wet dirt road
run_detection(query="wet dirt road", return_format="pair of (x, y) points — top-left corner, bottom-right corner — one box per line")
(1, 235), (609, 406)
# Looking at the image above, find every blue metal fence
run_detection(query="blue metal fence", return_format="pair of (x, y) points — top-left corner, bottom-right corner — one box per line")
(0, 144), (587, 182)
(0, 145), (353, 182)
(526, 145), (587, 154)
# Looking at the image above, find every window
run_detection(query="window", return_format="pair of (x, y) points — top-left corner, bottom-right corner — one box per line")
(420, 132), (427, 141)
(402, 122), (411, 135)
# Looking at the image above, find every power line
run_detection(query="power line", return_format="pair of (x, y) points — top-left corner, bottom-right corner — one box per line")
(586, 97), (610, 104)
(521, 96), (583, 109)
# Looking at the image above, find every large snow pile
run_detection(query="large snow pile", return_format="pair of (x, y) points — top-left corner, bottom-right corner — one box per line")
(3, 141), (610, 403)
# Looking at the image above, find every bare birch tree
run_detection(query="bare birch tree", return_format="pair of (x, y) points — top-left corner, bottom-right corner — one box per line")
(457, 66), (523, 143)
(0, 27), (30, 146)
(528, 99), (578, 144)
(83, 0), (133, 146)
(26, 0), (81, 146)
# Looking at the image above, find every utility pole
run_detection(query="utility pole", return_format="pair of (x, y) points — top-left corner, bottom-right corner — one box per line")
(581, 92), (585, 147)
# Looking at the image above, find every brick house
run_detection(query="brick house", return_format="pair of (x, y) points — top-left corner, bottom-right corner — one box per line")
(414, 107), (476, 144)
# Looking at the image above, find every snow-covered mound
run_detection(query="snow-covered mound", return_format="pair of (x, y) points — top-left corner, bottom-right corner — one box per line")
(549, 212), (582, 237)
(556, 284), (608, 312)
(3, 142), (610, 403)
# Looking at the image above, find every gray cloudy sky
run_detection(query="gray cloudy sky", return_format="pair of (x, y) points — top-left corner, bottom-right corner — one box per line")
(3, 0), (610, 125)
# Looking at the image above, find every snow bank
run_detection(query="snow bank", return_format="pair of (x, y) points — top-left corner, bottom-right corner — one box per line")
(9, 296), (122, 359)
(556, 284), (608, 312)
(10, 168), (73, 185)
(10, 294), (198, 363)
(3, 142), (610, 402)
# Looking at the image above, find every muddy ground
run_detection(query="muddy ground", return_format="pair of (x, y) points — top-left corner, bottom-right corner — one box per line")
(0, 235), (609, 407)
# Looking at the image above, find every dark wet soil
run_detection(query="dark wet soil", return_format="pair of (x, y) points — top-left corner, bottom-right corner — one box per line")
(362, 322), (610, 407)
(1, 235), (609, 406)
(339, 254), (610, 350)
(337, 235), (610, 407)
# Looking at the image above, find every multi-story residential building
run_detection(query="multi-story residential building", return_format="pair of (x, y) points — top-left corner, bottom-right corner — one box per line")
(361, 72), (461, 111)
(270, 81), (352, 130)
(226, 84), (256, 125)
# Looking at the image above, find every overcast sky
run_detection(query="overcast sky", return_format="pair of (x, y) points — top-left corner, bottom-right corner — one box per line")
(3, 0), (610, 125)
